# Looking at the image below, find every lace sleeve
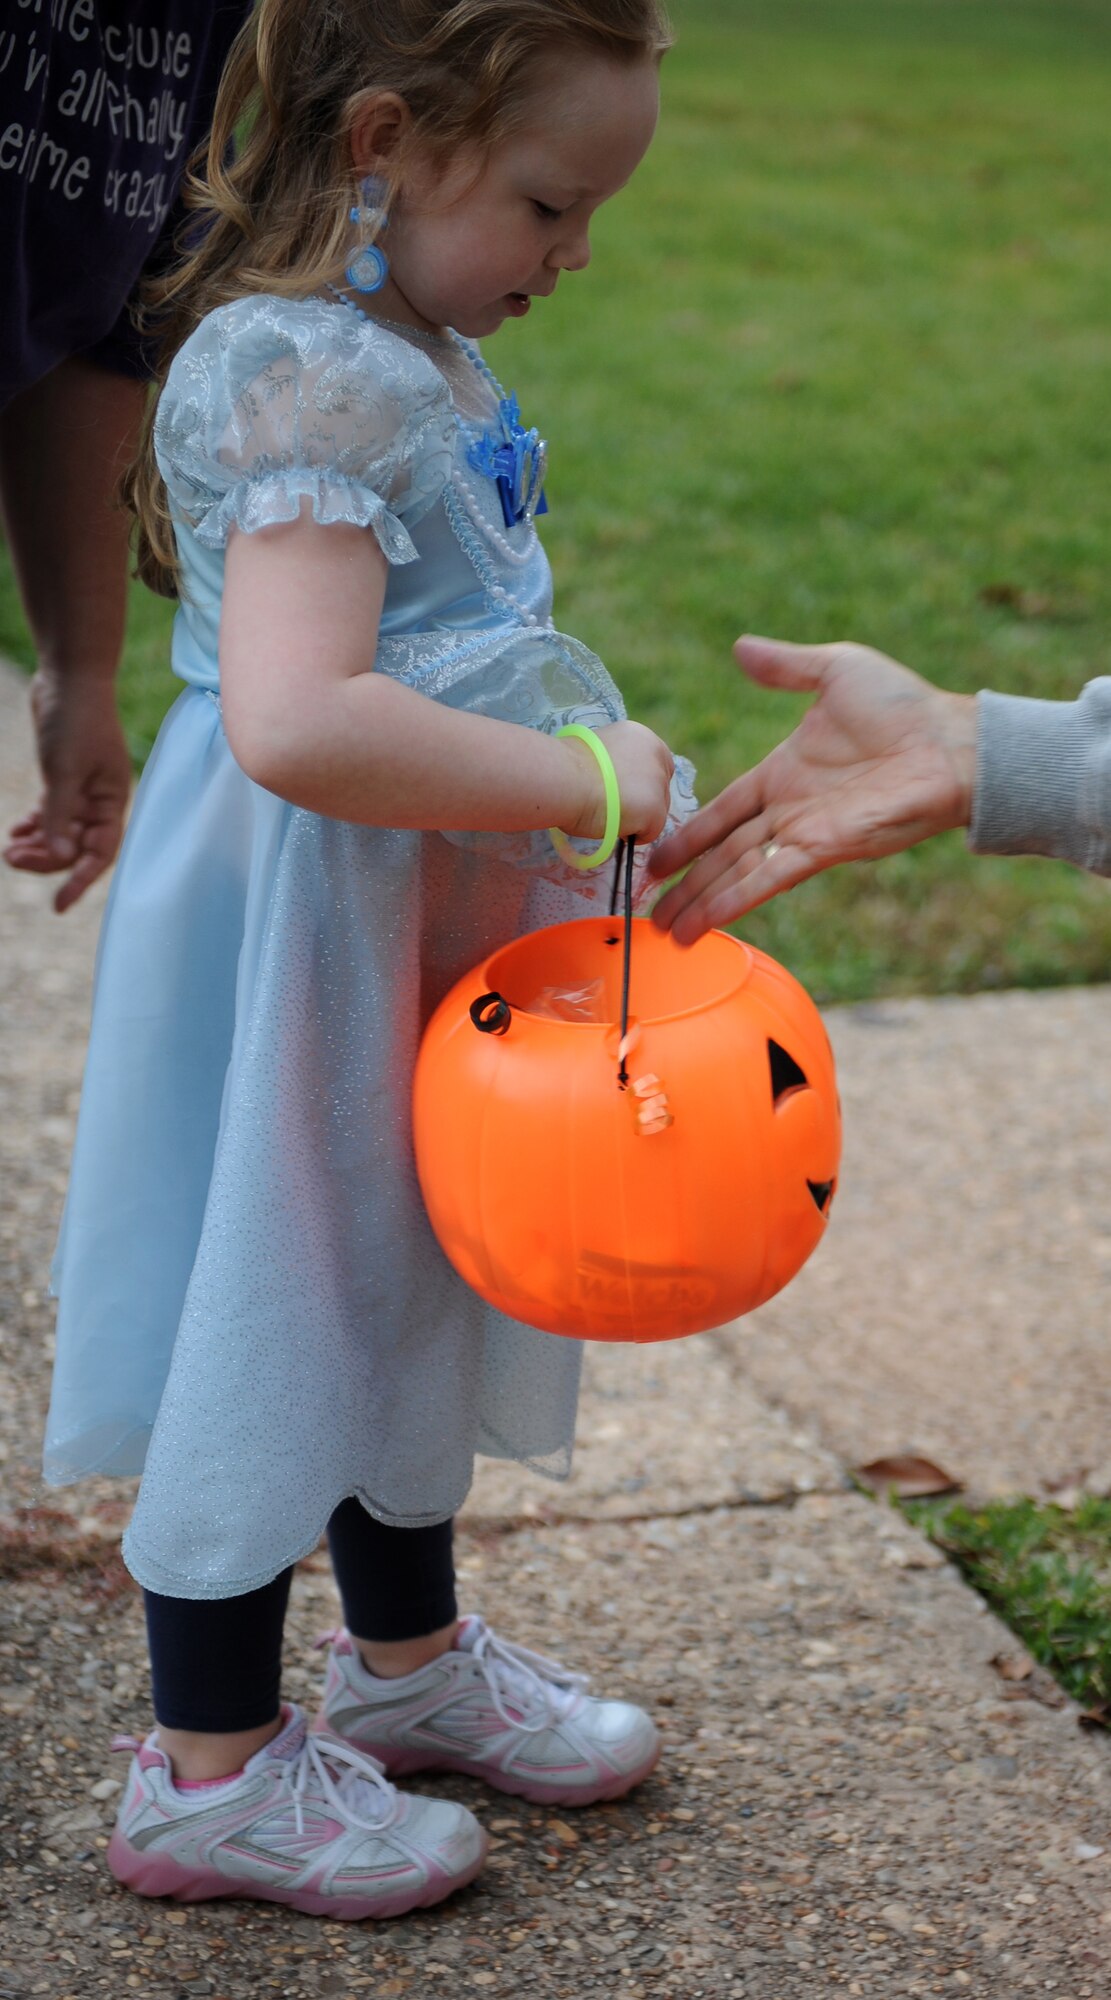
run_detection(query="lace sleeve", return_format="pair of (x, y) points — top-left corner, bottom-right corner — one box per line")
(154, 297), (456, 564)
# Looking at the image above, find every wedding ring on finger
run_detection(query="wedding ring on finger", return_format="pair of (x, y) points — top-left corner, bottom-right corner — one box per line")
(761, 840), (781, 861)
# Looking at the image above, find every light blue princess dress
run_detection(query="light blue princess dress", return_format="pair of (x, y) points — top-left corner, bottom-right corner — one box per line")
(43, 294), (695, 1599)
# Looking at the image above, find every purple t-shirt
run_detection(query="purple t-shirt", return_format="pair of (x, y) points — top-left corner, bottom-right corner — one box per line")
(0, 0), (250, 406)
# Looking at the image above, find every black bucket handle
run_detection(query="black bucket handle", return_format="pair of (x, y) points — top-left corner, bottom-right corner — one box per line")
(468, 839), (637, 1086)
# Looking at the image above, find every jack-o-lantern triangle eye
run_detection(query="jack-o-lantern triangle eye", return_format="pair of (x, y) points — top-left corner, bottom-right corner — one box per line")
(808, 1178), (835, 1214)
(769, 1038), (808, 1105)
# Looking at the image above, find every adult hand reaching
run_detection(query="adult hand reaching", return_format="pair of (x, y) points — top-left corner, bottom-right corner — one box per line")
(4, 673), (132, 913)
(1, 360), (143, 913)
(650, 636), (977, 946)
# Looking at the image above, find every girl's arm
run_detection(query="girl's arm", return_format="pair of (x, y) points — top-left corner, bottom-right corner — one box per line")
(220, 507), (672, 841)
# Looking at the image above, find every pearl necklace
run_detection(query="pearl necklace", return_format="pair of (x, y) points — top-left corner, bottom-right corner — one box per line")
(323, 283), (451, 349)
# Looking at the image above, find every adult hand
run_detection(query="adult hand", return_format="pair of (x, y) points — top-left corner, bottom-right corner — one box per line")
(4, 672), (131, 912)
(0, 361), (143, 913)
(650, 636), (977, 946)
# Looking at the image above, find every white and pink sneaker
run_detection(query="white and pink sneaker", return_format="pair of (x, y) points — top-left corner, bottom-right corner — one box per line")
(106, 1703), (486, 1919)
(317, 1616), (661, 1807)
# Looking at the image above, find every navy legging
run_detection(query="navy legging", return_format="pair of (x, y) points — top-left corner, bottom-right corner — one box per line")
(143, 1500), (457, 1732)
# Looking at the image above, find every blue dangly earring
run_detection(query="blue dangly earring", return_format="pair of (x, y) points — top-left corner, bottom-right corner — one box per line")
(345, 174), (390, 293)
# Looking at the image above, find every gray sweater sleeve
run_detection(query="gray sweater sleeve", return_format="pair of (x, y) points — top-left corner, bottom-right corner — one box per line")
(969, 679), (1111, 874)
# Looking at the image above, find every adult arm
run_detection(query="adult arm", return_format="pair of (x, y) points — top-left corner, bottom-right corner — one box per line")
(970, 679), (1111, 871)
(1, 359), (141, 912)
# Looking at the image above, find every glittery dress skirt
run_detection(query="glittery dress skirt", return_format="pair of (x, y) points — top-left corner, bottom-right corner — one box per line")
(43, 632), (694, 1599)
(44, 295), (697, 1599)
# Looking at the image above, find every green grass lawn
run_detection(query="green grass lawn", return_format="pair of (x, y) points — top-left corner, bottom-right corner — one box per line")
(906, 1494), (1111, 1717)
(4, 0), (1111, 999)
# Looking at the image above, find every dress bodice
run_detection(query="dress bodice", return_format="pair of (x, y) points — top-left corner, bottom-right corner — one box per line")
(156, 295), (580, 705)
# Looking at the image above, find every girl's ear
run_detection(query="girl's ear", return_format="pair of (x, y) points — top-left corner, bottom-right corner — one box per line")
(349, 90), (412, 177)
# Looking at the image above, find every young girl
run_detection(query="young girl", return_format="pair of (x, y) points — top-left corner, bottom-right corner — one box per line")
(41, 0), (693, 1925)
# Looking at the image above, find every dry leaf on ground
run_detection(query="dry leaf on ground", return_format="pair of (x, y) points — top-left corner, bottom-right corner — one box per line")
(853, 1455), (963, 1499)
(991, 1654), (1034, 1684)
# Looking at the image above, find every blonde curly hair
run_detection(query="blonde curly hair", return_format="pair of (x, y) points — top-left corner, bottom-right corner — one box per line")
(125, 0), (673, 596)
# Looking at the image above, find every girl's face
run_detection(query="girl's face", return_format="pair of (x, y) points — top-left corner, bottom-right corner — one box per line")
(381, 51), (660, 337)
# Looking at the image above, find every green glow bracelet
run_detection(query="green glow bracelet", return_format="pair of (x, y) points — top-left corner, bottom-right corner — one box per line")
(549, 724), (621, 871)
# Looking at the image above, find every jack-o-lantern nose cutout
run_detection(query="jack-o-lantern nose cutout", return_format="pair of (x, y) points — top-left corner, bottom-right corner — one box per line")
(769, 1038), (808, 1105)
(415, 917), (842, 1343)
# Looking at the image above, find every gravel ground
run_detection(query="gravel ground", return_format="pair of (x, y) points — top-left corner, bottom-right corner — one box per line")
(4, 658), (1111, 1997)
(736, 985), (1111, 1500)
(5, 1504), (1111, 1999)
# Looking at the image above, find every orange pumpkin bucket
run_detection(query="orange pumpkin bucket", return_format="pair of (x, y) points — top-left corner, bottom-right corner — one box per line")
(413, 911), (840, 1343)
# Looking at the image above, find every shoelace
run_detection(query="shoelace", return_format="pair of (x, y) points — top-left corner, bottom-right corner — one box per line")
(316, 1622), (591, 1737)
(115, 1720), (400, 1838)
(468, 1624), (590, 1736)
(287, 1732), (399, 1838)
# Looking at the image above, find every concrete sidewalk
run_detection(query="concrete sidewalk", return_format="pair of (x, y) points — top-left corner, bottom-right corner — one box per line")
(2, 656), (1109, 1999)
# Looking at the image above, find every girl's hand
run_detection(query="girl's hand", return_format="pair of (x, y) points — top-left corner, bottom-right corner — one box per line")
(649, 636), (977, 946)
(559, 720), (676, 846)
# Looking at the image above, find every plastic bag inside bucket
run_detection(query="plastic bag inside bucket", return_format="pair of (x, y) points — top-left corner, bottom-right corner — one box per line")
(525, 979), (608, 1024)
